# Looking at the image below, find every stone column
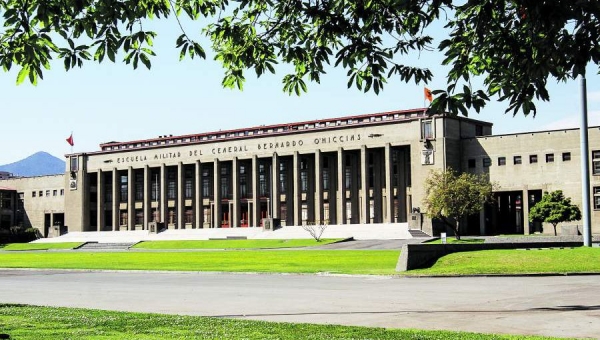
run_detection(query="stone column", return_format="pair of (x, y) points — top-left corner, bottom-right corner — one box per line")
(251, 155), (259, 227)
(160, 164), (166, 225)
(177, 162), (184, 229)
(127, 166), (134, 230)
(360, 146), (368, 224)
(384, 143), (393, 223)
(232, 157), (239, 228)
(398, 148), (408, 222)
(143, 165), (150, 230)
(373, 151), (383, 223)
(213, 159), (221, 228)
(314, 150), (323, 223)
(337, 147), (345, 225)
(293, 151), (300, 226)
(272, 153), (280, 219)
(522, 189), (530, 235)
(112, 168), (118, 231)
(195, 161), (202, 228)
(97, 170), (104, 231)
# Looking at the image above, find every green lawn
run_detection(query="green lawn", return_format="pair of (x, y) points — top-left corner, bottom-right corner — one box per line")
(1, 242), (83, 251)
(0, 250), (399, 275)
(0, 304), (564, 340)
(407, 247), (600, 275)
(133, 239), (343, 249)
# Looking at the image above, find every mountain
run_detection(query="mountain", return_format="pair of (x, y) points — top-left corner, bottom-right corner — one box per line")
(0, 152), (65, 177)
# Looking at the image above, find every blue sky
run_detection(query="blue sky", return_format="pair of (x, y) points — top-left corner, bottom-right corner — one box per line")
(0, 18), (598, 165)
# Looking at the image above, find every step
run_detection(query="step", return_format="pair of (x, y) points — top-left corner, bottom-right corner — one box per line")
(75, 242), (137, 250)
(408, 229), (431, 238)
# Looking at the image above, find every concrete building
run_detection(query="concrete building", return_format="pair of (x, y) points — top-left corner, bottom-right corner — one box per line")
(0, 108), (599, 237)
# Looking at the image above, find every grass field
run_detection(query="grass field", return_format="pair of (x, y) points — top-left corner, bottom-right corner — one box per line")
(0, 304), (564, 340)
(133, 239), (342, 249)
(407, 247), (600, 275)
(0, 242), (83, 251)
(0, 250), (399, 275)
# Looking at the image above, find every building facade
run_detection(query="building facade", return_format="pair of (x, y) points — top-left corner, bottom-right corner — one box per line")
(1, 107), (599, 237)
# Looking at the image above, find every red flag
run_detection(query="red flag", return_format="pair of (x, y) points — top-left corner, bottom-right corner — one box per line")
(424, 87), (433, 102)
(66, 134), (74, 146)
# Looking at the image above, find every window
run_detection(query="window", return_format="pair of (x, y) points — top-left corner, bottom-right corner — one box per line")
(562, 152), (571, 161)
(421, 119), (433, 139)
(259, 163), (268, 197)
(202, 167), (212, 197)
(120, 211), (128, 226)
(279, 162), (287, 193)
(592, 151), (600, 175)
(167, 169), (176, 200)
(546, 153), (554, 163)
(483, 158), (491, 168)
(594, 187), (600, 210)
(529, 155), (538, 164)
(46, 190), (50, 197)
(468, 159), (476, 168)
(498, 157), (506, 166)
(322, 169), (330, 190)
(39, 191), (43, 197)
(32, 191), (36, 198)
(513, 156), (522, 165)
(53, 190), (57, 196)
(120, 174), (128, 202)
(185, 208), (193, 224)
(300, 159), (309, 192)
(135, 210), (144, 225)
(239, 165), (248, 198)
(135, 172), (144, 201)
(60, 189), (64, 196)
(184, 168), (193, 199)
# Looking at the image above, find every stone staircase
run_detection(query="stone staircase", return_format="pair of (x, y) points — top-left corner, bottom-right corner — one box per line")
(75, 242), (137, 251)
(408, 229), (431, 238)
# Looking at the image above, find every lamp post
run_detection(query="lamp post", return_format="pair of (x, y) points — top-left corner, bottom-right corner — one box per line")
(580, 76), (592, 246)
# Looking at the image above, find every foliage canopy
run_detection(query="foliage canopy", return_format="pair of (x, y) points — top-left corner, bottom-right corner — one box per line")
(1, 0), (599, 116)
(423, 168), (494, 239)
(529, 190), (582, 236)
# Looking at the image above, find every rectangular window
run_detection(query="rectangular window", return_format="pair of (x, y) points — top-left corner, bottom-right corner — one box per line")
(259, 164), (268, 197)
(322, 170), (330, 190)
(592, 151), (600, 175)
(185, 208), (193, 224)
(167, 169), (176, 200)
(594, 187), (600, 210)
(468, 159), (476, 168)
(279, 162), (287, 194)
(46, 190), (50, 197)
(32, 191), (36, 198)
(421, 119), (433, 139)
(39, 191), (43, 197)
(202, 167), (212, 197)
(498, 157), (506, 166)
(120, 211), (128, 226)
(483, 158), (491, 168)
(546, 153), (554, 163)
(60, 189), (64, 196)
(529, 155), (538, 164)
(345, 167), (352, 189)
(135, 172), (144, 201)
(562, 152), (571, 161)
(120, 174), (128, 202)
(135, 209), (144, 225)
(185, 178), (193, 199)
(513, 156), (522, 165)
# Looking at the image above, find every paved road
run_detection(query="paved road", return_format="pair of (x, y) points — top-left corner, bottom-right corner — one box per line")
(1, 270), (599, 338)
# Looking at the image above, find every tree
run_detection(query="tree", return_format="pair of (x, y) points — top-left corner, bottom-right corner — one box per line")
(423, 168), (494, 240)
(529, 190), (582, 236)
(1, 1), (598, 116)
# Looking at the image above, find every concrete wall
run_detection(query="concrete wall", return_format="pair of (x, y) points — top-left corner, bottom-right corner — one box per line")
(0, 175), (65, 235)
(462, 127), (600, 235)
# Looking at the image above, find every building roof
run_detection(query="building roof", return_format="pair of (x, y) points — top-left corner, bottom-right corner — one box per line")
(0, 186), (16, 191)
(71, 108), (492, 157)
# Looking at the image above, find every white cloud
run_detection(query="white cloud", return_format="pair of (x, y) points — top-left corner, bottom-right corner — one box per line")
(538, 110), (600, 131)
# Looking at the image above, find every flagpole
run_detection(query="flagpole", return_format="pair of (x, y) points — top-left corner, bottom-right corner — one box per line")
(70, 131), (73, 154)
